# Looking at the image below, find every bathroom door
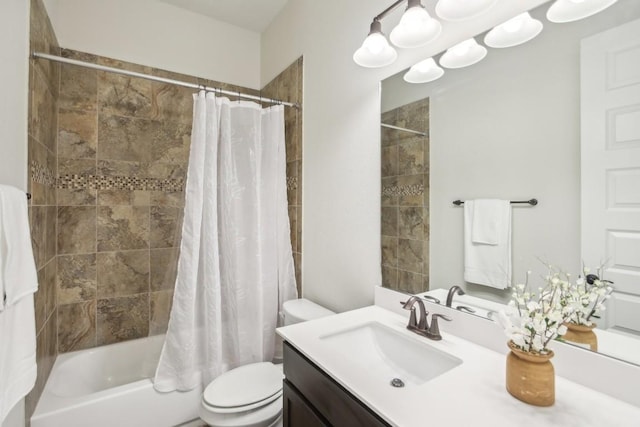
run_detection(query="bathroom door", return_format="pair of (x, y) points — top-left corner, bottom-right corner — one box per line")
(581, 18), (640, 333)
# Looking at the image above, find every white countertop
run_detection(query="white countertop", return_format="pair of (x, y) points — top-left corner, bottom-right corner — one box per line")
(277, 305), (640, 427)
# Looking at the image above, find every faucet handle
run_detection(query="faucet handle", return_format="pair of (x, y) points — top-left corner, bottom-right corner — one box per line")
(428, 313), (452, 341)
(407, 307), (418, 328)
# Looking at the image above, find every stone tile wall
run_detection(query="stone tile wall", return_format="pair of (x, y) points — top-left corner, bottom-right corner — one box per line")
(261, 57), (304, 296)
(381, 98), (430, 294)
(55, 49), (263, 353)
(26, 0), (60, 420)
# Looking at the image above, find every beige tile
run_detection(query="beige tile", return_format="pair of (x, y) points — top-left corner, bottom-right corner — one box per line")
(30, 67), (57, 153)
(58, 108), (98, 159)
(382, 266), (398, 290)
(150, 191), (185, 208)
(398, 270), (425, 294)
(381, 236), (398, 268)
(150, 248), (179, 292)
(381, 176), (398, 207)
(398, 207), (424, 240)
(98, 115), (156, 162)
(397, 238), (424, 274)
(382, 145), (399, 178)
(57, 206), (97, 254)
(150, 206), (179, 248)
(97, 250), (150, 298)
(44, 258), (56, 319)
(398, 138), (426, 175)
(45, 205), (57, 262)
(150, 290), (174, 335)
(98, 190), (150, 206)
(58, 301), (97, 353)
(59, 63), (97, 111)
(381, 207), (398, 237)
(151, 81), (194, 124)
(97, 159), (147, 177)
(98, 66), (153, 118)
(288, 206), (297, 256)
(397, 174), (425, 207)
(151, 121), (191, 163)
(30, 206), (46, 268)
(97, 294), (149, 345)
(57, 254), (97, 304)
(97, 206), (150, 251)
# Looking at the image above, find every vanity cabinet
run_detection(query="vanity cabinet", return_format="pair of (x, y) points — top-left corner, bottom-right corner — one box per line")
(283, 342), (390, 427)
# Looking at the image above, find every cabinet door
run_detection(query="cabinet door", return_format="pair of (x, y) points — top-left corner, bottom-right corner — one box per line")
(283, 380), (329, 427)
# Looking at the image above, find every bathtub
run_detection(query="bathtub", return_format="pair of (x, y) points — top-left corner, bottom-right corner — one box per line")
(31, 335), (202, 427)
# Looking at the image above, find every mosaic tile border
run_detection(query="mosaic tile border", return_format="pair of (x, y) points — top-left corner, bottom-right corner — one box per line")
(31, 160), (57, 187)
(58, 174), (184, 192)
(382, 184), (425, 197)
(286, 176), (298, 191)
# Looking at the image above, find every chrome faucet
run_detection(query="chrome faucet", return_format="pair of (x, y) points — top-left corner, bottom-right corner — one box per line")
(446, 285), (466, 307)
(401, 296), (451, 341)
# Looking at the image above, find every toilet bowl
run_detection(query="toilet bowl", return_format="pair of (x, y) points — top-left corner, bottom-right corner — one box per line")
(199, 298), (334, 427)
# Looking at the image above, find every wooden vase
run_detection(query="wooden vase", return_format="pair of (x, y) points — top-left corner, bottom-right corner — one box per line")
(562, 322), (598, 351)
(506, 341), (555, 407)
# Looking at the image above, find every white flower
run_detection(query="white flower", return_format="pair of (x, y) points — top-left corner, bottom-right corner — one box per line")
(557, 325), (568, 336)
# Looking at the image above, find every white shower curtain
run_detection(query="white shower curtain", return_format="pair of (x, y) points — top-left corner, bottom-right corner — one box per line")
(154, 92), (298, 392)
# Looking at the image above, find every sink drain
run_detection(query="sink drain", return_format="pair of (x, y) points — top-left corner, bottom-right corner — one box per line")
(390, 378), (405, 388)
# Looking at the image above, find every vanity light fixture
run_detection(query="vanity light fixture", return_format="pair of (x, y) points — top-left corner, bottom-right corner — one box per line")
(439, 37), (487, 69)
(435, 0), (499, 21)
(484, 12), (543, 48)
(353, 20), (398, 68)
(390, 0), (442, 48)
(546, 0), (618, 23)
(403, 58), (444, 83)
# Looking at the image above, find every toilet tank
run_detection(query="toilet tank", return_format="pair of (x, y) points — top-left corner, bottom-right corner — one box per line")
(283, 298), (334, 326)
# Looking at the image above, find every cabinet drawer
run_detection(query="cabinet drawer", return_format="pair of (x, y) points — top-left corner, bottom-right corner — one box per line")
(283, 342), (390, 427)
(283, 380), (329, 427)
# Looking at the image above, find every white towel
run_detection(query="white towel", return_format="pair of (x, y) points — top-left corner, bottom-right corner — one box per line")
(0, 185), (38, 422)
(0, 185), (39, 310)
(471, 199), (504, 245)
(464, 200), (511, 289)
(0, 295), (37, 423)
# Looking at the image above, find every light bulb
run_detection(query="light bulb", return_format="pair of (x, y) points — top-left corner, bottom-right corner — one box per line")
(452, 39), (473, 56)
(390, 3), (441, 48)
(363, 32), (387, 55)
(547, 0), (618, 23)
(404, 57), (444, 84)
(503, 13), (526, 33)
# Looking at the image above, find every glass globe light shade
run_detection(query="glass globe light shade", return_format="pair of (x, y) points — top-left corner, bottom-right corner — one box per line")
(390, 5), (442, 48)
(439, 38), (487, 69)
(484, 12), (544, 48)
(547, 0), (618, 23)
(404, 58), (445, 83)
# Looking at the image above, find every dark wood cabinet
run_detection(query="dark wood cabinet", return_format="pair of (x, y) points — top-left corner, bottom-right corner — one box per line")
(283, 342), (390, 427)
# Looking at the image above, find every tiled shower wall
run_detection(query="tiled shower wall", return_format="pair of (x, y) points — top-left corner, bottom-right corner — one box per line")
(381, 98), (430, 294)
(54, 49), (264, 353)
(26, 0), (60, 419)
(262, 58), (304, 295)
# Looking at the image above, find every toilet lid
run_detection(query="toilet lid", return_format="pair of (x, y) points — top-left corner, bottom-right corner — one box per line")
(203, 362), (283, 410)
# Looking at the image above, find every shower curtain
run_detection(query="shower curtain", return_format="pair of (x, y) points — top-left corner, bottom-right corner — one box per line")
(154, 92), (298, 392)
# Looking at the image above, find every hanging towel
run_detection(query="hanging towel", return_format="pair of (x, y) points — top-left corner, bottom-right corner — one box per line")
(464, 199), (511, 289)
(0, 185), (39, 310)
(0, 184), (38, 422)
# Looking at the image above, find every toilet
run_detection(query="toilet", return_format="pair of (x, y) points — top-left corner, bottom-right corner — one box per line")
(199, 298), (334, 427)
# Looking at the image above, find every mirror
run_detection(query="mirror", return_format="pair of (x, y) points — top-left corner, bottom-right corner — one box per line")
(381, 0), (640, 366)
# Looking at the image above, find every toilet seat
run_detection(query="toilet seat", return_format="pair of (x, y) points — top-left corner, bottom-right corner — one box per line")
(203, 362), (283, 410)
(200, 362), (284, 427)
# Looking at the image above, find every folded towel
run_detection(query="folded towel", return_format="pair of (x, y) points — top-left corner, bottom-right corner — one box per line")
(464, 200), (511, 289)
(0, 294), (37, 423)
(471, 199), (506, 245)
(0, 185), (38, 311)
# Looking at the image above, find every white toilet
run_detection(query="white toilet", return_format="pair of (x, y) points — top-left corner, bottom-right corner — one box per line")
(199, 298), (334, 427)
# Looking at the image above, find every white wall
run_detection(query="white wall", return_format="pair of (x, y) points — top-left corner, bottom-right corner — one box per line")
(261, 0), (549, 312)
(43, 0), (261, 89)
(0, 0), (30, 192)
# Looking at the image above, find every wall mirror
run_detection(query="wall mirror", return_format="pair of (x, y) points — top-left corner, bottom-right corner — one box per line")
(380, 0), (640, 366)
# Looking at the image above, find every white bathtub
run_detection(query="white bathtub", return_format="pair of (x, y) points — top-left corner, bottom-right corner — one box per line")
(31, 335), (202, 427)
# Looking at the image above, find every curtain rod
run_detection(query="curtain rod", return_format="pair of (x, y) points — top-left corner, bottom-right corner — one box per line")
(32, 52), (300, 109)
(381, 123), (427, 136)
(453, 199), (538, 206)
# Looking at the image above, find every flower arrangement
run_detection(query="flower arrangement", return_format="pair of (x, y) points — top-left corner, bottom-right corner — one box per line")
(498, 270), (570, 355)
(559, 265), (613, 327)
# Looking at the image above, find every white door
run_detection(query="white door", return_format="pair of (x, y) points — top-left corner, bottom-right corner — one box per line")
(581, 18), (640, 334)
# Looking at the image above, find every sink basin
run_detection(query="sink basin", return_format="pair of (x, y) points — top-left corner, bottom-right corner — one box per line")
(319, 321), (462, 386)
